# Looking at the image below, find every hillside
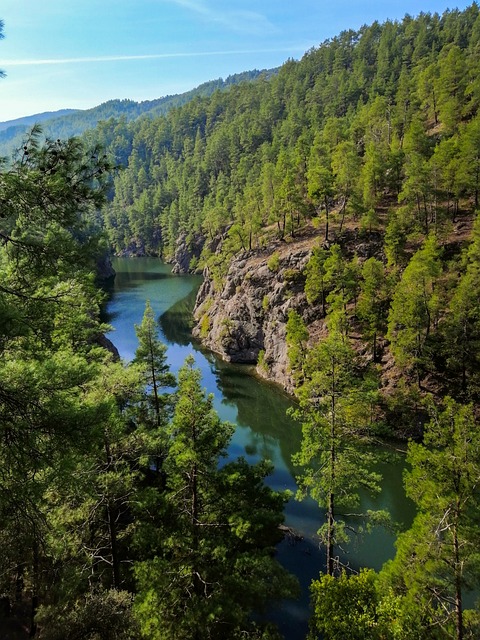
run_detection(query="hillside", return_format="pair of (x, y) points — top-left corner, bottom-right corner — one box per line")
(0, 108), (78, 132)
(91, 4), (480, 426)
(3, 4), (480, 637)
(0, 69), (274, 158)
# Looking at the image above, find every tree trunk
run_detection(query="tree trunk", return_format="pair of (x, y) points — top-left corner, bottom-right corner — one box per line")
(338, 197), (347, 235)
(432, 87), (438, 125)
(474, 162), (479, 209)
(151, 357), (161, 427)
(326, 382), (336, 576)
(105, 440), (121, 589)
(107, 503), (121, 589)
(324, 204), (330, 243)
(453, 519), (463, 640)
(326, 489), (335, 576)
(29, 540), (39, 637)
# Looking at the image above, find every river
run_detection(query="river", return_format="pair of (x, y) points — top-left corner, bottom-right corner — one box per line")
(103, 256), (415, 640)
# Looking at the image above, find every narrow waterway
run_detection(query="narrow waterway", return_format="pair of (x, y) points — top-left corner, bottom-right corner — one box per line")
(103, 256), (415, 640)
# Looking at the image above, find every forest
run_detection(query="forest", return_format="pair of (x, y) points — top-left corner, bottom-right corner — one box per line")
(2, 3), (480, 639)
(0, 69), (273, 159)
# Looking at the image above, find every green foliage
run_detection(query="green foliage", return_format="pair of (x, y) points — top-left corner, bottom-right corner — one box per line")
(285, 309), (309, 379)
(36, 589), (140, 640)
(199, 312), (211, 338)
(292, 330), (386, 575)
(304, 246), (329, 309)
(308, 395), (480, 639)
(0, 128), (128, 634)
(441, 214), (480, 396)
(384, 207), (411, 267)
(379, 396), (480, 639)
(267, 251), (280, 272)
(257, 349), (268, 372)
(309, 570), (380, 640)
(360, 207), (380, 233)
(357, 257), (389, 361)
(387, 235), (442, 378)
(133, 300), (176, 428)
(134, 357), (297, 639)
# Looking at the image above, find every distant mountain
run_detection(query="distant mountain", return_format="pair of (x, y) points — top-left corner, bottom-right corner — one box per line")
(0, 69), (277, 158)
(0, 109), (79, 132)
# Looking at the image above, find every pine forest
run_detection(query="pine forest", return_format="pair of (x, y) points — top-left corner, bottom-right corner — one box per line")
(2, 4), (480, 639)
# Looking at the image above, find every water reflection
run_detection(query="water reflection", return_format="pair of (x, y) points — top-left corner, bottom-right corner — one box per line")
(159, 286), (201, 346)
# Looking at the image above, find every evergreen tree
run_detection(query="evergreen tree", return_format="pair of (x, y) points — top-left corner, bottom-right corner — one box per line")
(357, 257), (390, 361)
(134, 357), (297, 640)
(133, 300), (175, 428)
(291, 332), (386, 576)
(304, 245), (329, 313)
(0, 128), (114, 632)
(382, 397), (480, 640)
(387, 235), (442, 382)
(309, 570), (384, 640)
(443, 216), (480, 396)
(307, 133), (334, 242)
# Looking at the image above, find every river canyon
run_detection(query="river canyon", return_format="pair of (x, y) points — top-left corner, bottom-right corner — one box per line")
(103, 256), (415, 640)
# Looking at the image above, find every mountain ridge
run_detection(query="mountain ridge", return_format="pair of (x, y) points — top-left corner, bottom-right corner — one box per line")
(0, 68), (277, 157)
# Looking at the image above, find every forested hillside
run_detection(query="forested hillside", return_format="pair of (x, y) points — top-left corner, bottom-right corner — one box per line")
(90, 4), (480, 397)
(97, 1), (480, 417)
(93, 5), (480, 637)
(101, 4), (480, 260)
(0, 70), (272, 158)
(0, 109), (78, 132)
(3, 4), (480, 638)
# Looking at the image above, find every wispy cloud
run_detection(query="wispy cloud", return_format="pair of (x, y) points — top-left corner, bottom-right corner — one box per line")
(166, 0), (278, 35)
(3, 47), (301, 67)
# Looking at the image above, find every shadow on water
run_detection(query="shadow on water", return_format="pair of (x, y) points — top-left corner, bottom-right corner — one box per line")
(159, 287), (200, 346)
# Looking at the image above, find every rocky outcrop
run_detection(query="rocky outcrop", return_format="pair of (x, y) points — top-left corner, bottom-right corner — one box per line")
(95, 252), (116, 281)
(116, 241), (147, 257)
(192, 240), (315, 393)
(96, 334), (120, 361)
(171, 233), (205, 274)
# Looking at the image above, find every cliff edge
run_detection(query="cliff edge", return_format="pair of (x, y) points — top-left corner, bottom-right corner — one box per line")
(192, 233), (319, 393)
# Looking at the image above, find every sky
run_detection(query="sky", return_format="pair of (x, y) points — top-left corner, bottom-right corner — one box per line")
(0, 0), (475, 123)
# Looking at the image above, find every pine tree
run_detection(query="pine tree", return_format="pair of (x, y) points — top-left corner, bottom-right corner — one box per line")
(387, 235), (442, 382)
(291, 332), (386, 576)
(133, 300), (175, 428)
(357, 257), (390, 361)
(134, 357), (297, 639)
(382, 397), (480, 640)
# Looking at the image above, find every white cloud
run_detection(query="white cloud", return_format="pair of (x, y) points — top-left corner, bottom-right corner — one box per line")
(4, 47), (299, 67)
(166, 0), (278, 35)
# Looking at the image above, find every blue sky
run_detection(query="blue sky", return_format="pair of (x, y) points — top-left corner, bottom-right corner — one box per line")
(0, 0), (474, 122)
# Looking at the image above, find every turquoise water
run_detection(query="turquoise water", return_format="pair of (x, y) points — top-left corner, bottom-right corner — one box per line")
(103, 257), (415, 640)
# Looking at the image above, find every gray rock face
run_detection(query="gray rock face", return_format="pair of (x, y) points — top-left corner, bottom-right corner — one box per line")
(171, 233), (205, 274)
(192, 244), (312, 392)
(96, 253), (116, 280)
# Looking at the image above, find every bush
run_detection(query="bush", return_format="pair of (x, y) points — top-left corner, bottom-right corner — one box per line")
(267, 252), (280, 272)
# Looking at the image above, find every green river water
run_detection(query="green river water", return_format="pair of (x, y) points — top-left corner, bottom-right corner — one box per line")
(103, 256), (415, 640)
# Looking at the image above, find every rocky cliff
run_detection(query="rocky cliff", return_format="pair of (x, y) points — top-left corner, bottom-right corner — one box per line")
(171, 232), (205, 274)
(192, 235), (319, 393)
(95, 252), (116, 281)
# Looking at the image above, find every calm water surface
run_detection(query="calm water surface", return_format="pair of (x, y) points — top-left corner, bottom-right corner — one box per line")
(104, 257), (415, 640)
